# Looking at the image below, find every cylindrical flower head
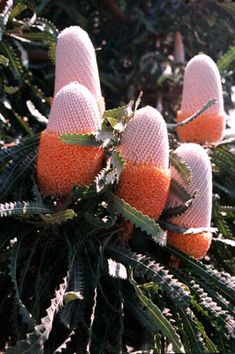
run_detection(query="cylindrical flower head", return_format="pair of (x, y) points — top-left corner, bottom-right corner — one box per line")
(117, 106), (171, 219)
(167, 143), (213, 259)
(174, 31), (185, 64)
(177, 54), (226, 144)
(37, 82), (104, 197)
(54, 26), (104, 115)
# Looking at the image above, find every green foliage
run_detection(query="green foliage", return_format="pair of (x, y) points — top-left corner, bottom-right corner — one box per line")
(110, 193), (166, 245)
(60, 133), (101, 147)
(217, 45), (235, 71)
(0, 1), (235, 354)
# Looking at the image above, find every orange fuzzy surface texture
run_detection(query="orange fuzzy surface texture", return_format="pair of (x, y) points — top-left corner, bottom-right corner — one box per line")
(177, 111), (225, 144)
(116, 162), (171, 219)
(167, 231), (212, 260)
(37, 130), (104, 196)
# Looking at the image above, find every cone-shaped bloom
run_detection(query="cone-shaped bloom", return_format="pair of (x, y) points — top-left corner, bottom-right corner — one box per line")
(167, 143), (212, 260)
(54, 26), (104, 115)
(37, 82), (104, 196)
(116, 106), (171, 219)
(177, 54), (226, 143)
(174, 31), (185, 64)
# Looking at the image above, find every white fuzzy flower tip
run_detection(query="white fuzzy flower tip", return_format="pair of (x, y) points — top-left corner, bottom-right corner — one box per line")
(47, 81), (101, 134)
(120, 106), (169, 169)
(54, 26), (102, 100)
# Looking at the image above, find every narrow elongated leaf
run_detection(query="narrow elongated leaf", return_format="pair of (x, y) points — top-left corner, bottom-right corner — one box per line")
(6, 276), (68, 354)
(213, 238), (235, 247)
(178, 307), (206, 353)
(170, 151), (192, 185)
(162, 198), (194, 218)
(0, 42), (24, 80)
(0, 54), (9, 66)
(130, 276), (184, 353)
(213, 197), (233, 238)
(0, 150), (36, 199)
(8, 230), (35, 331)
(170, 178), (193, 202)
(0, 134), (39, 166)
(41, 209), (76, 225)
(168, 99), (217, 130)
(0, 201), (52, 218)
(110, 150), (125, 177)
(167, 246), (235, 305)
(107, 246), (190, 307)
(161, 220), (217, 235)
(103, 101), (134, 123)
(53, 332), (74, 353)
(110, 194), (166, 245)
(217, 45), (235, 71)
(60, 133), (101, 146)
(64, 253), (85, 304)
(174, 270), (235, 339)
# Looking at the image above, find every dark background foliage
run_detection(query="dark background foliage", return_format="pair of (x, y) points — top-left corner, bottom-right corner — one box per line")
(0, 0), (235, 353)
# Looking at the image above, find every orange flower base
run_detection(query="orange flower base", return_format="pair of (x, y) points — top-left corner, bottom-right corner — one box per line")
(167, 231), (212, 260)
(37, 130), (104, 196)
(116, 162), (171, 220)
(177, 110), (225, 144)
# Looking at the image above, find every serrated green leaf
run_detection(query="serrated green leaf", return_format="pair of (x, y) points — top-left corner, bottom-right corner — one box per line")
(217, 45), (235, 71)
(170, 151), (192, 185)
(106, 116), (117, 128)
(167, 246), (235, 305)
(110, 193), (166, 245)
(60, 133), (101, 147)
(4, 85), (20, 94)
(110, 149), (125, 177)
(0, 201), (52, 218)
(213, 238), (235, 247)
(8, 229), (36, 332)
(6, 276), (68, 353)
(0, 150), (36, 200)
(161, 220), (217, 235)
(9, 3), (28, 19)
(178, 307), (206, 353)
(103, 101), (133, 123)
(0, 134), (39, 166)
(0, 54), (9, 66)
(162, 198), (193, 219)
(41, 209), (77, 225)
(108, 246), (190, 307)
(168, 99), (217, 130)
(130, 276), (184, 353)
(170, 178), (193, 202)
(0, 42), (24, 81)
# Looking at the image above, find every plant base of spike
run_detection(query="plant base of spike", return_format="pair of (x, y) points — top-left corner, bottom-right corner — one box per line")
(118, 218), (134, 241)
(177, 110), (225, 144)
(116, 162), (171, 219)
(167, 231), (212, 260)
(37, 130), (104, 196)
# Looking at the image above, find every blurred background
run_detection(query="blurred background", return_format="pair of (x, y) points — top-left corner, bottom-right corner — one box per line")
(1, 0), (235, 140)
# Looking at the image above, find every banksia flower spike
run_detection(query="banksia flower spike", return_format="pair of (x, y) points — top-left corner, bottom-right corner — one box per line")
(37, 82), (104, 197)
(54, 26), (105, 115)
(167, 143), (213, 260)
(174, 31), (185, 64)
(177, 54), (226, 144)
(116, 106), (171, 220)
